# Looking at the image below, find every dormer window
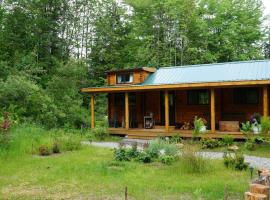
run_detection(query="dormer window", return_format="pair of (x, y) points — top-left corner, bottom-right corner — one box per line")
(117, 73), (133, 84)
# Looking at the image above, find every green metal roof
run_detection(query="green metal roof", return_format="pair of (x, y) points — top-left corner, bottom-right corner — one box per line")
(141, 60), (270, 85)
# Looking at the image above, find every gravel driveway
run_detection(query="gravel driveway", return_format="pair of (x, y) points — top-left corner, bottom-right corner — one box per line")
(82, 141), (270, 169)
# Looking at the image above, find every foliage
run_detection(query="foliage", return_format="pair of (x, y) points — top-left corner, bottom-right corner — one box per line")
(114, 147), (130, 162)
(193, 116), (205, 138)
(241, 121), (253, 134)
(221, 136), (234, 147)
(125, 143), (140, 159)
(223, 152), (248, 171)
(92, 127), (108, 141)
(136, 151), (152, 163)
(201, 138), (220, 149)
(181, 146), (209, 173)
(169, 134), (182, 144)
(260, 117), (270, 134)
(62, 136), (82, 151)
(38, 145), (51, 156)
(52, 142), (61, 154)
(244, 138), (256, 151)
(160, 155), (175, 165)
(147, 139), (178, 158)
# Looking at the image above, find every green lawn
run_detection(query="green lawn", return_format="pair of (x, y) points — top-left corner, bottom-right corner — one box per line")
(0, 125), (252, 199)
(0, 146), (250, 199)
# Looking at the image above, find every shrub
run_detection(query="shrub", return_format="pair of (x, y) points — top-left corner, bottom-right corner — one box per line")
(52, 142), (61, 153)
(181, 146), (209, 173)
(193, 116), (205, 138)
(169, 134), (182, 144)
(221, 136), (234, 147)
(38, 145), (51, 156)
(160, 155), (175, 165)
(260, 117), (270, 134)
(125, 143), (139, 159)
(62, 136), (81, 151)
(244, 139), (256, 151)
(147, 139), (178, 158)
(201, 138), (220, 149)
(114, 147), (130, 161)
(241, 121), (253, 134)
(136, 151), (152, 163)
(223, 152), (248, 171)
(254, 136), (265, 144)
(92, 127), (108, 141)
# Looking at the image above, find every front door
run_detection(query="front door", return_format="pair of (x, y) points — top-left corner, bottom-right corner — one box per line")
(160, 91), (175, 126)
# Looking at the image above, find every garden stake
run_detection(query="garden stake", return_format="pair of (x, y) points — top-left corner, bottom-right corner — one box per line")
(224, 184), (228, 200)
(125, 186), (128, 200)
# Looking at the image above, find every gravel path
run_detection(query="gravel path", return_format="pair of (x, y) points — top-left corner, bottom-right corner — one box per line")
(82, 141), (270, 169)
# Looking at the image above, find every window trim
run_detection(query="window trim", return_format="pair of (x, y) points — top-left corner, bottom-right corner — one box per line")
(233, 88), (259, 105)
(187, 89), (210, 105)
(116, 73), (134, 84)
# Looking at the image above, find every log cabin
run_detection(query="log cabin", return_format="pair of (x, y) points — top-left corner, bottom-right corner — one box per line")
(81, 60), (270, 139)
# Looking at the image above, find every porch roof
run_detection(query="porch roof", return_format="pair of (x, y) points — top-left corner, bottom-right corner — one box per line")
(81, 60), (270, 93)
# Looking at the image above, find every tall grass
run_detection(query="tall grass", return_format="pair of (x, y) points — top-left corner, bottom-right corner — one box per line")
(0, 123), (84, 158)
(180, 146), (210, 174)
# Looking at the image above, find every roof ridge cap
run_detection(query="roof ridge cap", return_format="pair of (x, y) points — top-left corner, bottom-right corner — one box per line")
(157, 59), (270, 70)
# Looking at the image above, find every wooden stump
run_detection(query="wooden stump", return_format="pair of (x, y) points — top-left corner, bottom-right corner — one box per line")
(250, 184), (270, 199)
(258, 169), (270, 177)
(245, 192), (267, 200)
(260, 171), (270, 186)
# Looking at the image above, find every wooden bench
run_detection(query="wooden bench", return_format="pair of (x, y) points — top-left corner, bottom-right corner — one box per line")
(219, 121), (240, 132)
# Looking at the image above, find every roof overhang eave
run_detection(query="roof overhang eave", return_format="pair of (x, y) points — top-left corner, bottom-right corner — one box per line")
(81, 79), (270, 94)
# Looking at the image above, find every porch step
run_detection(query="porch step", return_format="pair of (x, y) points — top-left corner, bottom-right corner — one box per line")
(127, 135), (156, 140)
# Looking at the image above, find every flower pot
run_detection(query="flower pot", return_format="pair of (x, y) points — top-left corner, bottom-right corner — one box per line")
(199, 126), (207, 133)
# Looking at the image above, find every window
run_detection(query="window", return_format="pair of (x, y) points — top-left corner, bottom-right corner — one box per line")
(114, 93), (125, 106)
(187, 90), (209, 105)
(116, 73), (133, 84)
(233, 88), (259, 104)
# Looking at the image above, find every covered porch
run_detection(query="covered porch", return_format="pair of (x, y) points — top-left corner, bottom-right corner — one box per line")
(89, 85), (269, 139)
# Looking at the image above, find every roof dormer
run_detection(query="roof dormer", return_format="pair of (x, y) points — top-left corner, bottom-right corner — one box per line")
(106, 67), (156, 86)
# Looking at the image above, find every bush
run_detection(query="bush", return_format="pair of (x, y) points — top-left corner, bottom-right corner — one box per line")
(260, 117), (270, 134)
(147, 139), (178, 158)
(241, 121), (253, 134)
(181, 146), (209, 173)
(244, 139), (256, 151)
(52, 142), (60, 153)
(169, 134), (182, 144)
(62, 136), (81, 151)
(160, 155), (175, 165)
(114, 147), (130, 161)
(136, 151), (152, 163)
(223, 152), (248, 171)
(221, 136), (234, 147)
(201, 138), (220, 149)
(92, 127), (108, 141)
(193, 116), (206, 137)
(38, 145), (51, 156)
(125, 143), (139, 159)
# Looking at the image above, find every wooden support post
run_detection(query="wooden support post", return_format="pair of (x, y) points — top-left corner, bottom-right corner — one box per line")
(91, 94), (95, 129)
(263, 86), (268, 117)
(165, 90), (169, 132)
(211, 88), (215, 134)
(125, 92), (129, 130)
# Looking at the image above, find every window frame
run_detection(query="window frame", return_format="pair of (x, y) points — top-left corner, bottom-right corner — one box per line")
(187, 89), (210, 105)
(116, 73), (134, 84)
(233, 88), (259, 105)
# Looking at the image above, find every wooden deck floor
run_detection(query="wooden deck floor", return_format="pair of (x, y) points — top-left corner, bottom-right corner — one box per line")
(108, 127), (245, 139)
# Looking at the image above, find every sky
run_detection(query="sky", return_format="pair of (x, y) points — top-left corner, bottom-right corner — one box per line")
(263, 0), (270, 16)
